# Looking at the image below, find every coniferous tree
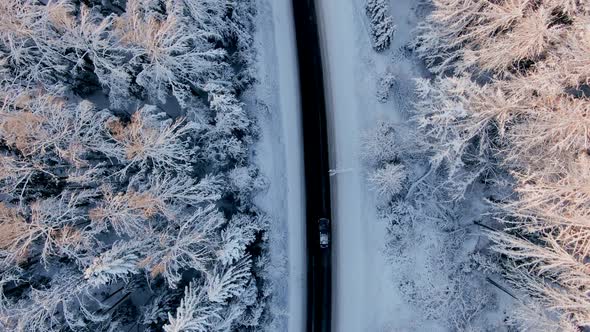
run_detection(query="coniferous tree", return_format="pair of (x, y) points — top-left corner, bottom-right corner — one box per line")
(365, 0), (396, 51)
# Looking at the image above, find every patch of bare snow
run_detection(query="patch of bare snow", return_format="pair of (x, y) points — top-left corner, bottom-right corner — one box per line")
(250, 1), (305, 331)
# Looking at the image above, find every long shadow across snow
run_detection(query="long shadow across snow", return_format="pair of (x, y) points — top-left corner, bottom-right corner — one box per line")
(291, 1), (332, 331)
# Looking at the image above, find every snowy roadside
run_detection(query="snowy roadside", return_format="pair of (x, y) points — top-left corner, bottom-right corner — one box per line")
(349, 0), (516, 330)
(249, 1), (305, 331)
(317, 0), (425, 330)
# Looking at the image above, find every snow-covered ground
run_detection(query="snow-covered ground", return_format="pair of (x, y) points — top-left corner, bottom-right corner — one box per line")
(251, 1), (305, 331)
(317, 0), (426, 330)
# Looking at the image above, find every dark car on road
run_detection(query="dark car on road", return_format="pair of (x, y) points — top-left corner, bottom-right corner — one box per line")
(318, 218), (330, 249)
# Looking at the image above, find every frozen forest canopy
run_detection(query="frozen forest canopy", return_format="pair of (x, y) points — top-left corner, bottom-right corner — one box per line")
(0, 0), (271, 331)
(409, 0), (590, 330)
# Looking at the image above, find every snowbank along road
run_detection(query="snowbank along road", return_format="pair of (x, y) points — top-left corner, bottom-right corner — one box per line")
(317, 0), (405, 330)
(252, 0), (306, 330)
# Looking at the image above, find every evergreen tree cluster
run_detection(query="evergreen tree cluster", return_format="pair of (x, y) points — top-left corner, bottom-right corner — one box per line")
(0, 0), (270, 331)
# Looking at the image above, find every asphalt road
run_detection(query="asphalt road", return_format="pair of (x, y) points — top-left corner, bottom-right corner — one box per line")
(290, 1), (333, 331)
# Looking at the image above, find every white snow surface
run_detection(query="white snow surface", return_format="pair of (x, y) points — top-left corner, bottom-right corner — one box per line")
(251, 1), (305, 331)
(317, 0), (425, 330)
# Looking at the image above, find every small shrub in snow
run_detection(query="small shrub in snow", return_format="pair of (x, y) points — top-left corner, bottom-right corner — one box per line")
(360, 121), (398, 165)
(466, 252), (502, 275)
(365, 0), (396, 51)
(368, 163), (407, 200)
(376, 72), (396, 103)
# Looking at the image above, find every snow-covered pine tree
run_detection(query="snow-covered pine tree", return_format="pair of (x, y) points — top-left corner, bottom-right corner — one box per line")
(365, 0), (396, 51)
(368, 163), (407, 201)
(376, 72), (396, 102)
(360, 121), (398, 166)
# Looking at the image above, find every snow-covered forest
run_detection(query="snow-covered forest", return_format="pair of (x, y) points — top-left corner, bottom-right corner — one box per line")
(362, 0), (590, 329)
(0, 0), (270, 331)
(415, 0), (590, 329)
(365, 0), (396, 51)
(3, 0), (589, 330)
